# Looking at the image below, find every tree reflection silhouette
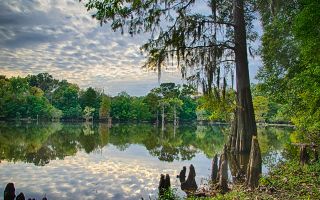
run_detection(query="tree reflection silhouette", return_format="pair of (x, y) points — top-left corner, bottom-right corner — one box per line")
(0, 123), (292, 166)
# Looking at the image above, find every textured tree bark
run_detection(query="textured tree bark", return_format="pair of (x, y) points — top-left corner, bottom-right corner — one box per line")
(227, 152), (244, 182)
(229, 105), (238, 151)
(211, 154), (218, 183)
(218, 146), (229, 193)
(232, 0), (257, 153)
(246, 136), (262, 189)
(300, 145), (309, 165)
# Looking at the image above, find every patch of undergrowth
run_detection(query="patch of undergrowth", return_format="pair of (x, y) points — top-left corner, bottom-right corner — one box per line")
(185, 160), (320, 200)
(259, 160), (320, 199)
(159, 188), (181, 200)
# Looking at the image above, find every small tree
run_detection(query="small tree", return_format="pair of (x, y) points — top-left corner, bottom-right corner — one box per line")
(49, 106), (63, 121)
(159, 100), (170, 131)
(99, 95), (111, 120)
(253, 96), (269, 123)
(168, 98), (183, 126)
(83, 106), (95, 122)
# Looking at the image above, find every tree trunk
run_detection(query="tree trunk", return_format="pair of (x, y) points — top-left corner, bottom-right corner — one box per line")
(174, 105), (177, 126)
(211, 154), (218, 183)
(300, 145), (309, 165)
(161, 104), (165, 131)
(232, 0), (257, 153)
(156, 110), (159, 126)
(218, 146), (229, 193)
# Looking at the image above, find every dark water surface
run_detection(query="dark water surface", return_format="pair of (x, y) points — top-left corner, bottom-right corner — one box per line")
(0, 122), (293, 199)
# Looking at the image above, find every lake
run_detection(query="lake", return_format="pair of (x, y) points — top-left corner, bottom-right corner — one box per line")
(0, 122), (293, 199)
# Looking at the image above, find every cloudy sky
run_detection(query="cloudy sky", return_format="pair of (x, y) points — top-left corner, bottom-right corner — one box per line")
(0, 0), (261, 96)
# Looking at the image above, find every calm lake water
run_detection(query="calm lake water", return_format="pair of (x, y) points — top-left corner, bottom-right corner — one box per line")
(0, 122), (293, 199)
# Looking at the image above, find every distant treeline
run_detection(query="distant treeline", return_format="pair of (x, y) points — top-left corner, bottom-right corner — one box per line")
(0, 73), (198, 122)
(0, 73), (290, 123)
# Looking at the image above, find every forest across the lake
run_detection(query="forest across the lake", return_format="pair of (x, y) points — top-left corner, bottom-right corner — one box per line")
(0, 73), (292, 125)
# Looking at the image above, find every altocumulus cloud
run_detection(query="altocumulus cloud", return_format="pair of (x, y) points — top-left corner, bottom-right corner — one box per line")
(0, 0), (261, 95)
(0, 0), (182, 96)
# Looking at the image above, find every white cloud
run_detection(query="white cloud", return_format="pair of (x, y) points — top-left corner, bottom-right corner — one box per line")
(0, 0), (183, 95)
(0, 0), (262, 95)
(0, 145), (211, 199)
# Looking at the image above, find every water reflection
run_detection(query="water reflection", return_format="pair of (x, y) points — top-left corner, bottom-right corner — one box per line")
(0, 123), (229, 165)
(0, 122), (293, 199)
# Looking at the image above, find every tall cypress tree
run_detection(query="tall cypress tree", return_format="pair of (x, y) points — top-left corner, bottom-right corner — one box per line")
(82, 0), (258, 152)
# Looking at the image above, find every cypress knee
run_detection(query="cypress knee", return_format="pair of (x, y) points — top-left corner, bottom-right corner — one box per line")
(246, 136), (262, 189)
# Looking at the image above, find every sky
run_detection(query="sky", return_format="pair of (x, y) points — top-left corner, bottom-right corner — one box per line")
(0, 0), (262, 96)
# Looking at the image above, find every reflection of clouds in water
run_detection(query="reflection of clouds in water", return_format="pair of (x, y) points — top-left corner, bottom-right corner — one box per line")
(0, 144), (211, 200)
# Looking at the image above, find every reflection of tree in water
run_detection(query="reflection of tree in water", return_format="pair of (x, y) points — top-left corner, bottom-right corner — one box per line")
(150, 146), (180, 162)
(25, 146), (55, 166)
(0, 122), (62, 165)
(258, 127), (293, 169)
(82, 123), (94, 136)
(0, 123), (292, 166)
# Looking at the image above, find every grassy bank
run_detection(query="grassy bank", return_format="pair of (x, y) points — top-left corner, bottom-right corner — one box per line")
(196, 160), (320, 200)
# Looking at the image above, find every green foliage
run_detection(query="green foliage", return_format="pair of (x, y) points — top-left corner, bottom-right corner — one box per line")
(253, 96), (269, 122)
(130, 97), (152, 121)
(257, 0), (320, 133)
(259, 160), (320, 199)
(197, 89), (235, 122)
(53, 83), (82, 119)
(251, 84), (291, 123)
(26, 73), (59, 97)
(1, 73), (200, 122)
(99, 95), (111, 119)
(143, 91), (161, 120)
(110, 92), (133, 121)
(79, 87), (101, 118)
(159, 188), (180, 200)
(48, 106), (63, 120)
(83, 106), (95, 120)
(0, 75), (62, 120)
(145, 83), (197, 122)
(63, 105), (83, 119)
(180, 96), (197, 121)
